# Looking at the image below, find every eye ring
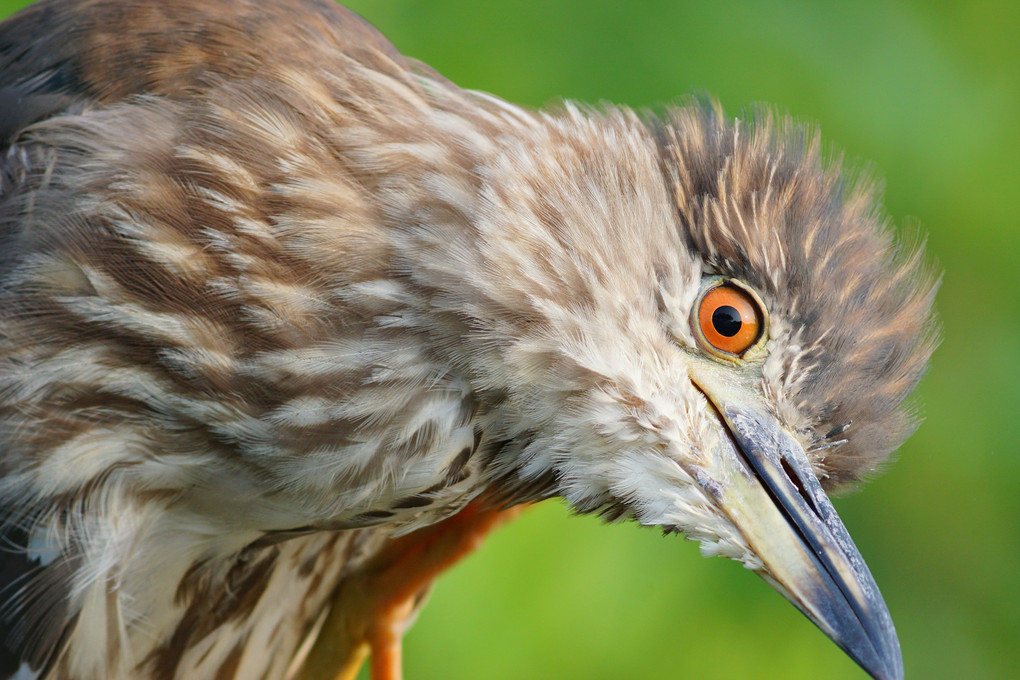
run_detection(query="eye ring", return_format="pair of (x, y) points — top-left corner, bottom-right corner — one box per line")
(691, 278), (768, 360)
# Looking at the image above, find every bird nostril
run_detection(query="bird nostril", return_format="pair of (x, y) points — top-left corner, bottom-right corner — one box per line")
(781, 458), (819, 517)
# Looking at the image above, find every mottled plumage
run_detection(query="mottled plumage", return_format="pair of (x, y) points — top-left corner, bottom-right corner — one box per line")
(0, 1), (937, 679)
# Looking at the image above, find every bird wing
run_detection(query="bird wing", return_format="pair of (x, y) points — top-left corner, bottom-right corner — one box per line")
(0, 1), (502, 678)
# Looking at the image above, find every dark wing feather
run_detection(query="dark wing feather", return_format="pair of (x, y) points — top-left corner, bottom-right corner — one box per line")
(0, 1), (91, 147)
(0, 514), (78, 679)
(0, 521), (38, 677)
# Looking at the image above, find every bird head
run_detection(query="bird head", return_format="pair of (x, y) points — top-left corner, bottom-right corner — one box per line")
(426, 100), (939, 680)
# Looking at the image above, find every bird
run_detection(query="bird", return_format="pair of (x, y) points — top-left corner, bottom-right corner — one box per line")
(0, 0), (939, 679)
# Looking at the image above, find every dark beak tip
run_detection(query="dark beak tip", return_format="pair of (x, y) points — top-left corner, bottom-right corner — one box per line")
(813, 581), (904, 680)
(867, 659), (904, 680)
(835, 609), (903, 680)
(870, 645), (904, 680)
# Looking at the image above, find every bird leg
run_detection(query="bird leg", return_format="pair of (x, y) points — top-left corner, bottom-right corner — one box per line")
(298, 501), (527, 680)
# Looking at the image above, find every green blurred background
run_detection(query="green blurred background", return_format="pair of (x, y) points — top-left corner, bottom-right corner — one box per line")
(0, 1), (1016, 679)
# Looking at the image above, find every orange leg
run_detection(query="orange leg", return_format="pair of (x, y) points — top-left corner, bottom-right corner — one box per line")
(299, 501), (527, 680)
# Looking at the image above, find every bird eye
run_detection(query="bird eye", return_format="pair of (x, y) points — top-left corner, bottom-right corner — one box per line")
(694, 282), (766, 357)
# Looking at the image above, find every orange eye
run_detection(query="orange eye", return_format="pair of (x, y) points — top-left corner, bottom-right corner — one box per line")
(696, 284), (764, 356)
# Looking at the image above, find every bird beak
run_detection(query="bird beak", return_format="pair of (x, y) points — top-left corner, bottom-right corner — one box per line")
(689, 379), (903, 680)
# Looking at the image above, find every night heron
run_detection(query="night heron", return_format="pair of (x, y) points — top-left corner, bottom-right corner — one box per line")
(0, 0), (939, 679)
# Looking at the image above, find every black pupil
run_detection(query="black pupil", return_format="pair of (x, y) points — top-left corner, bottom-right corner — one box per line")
(712, 305), (743, 337)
